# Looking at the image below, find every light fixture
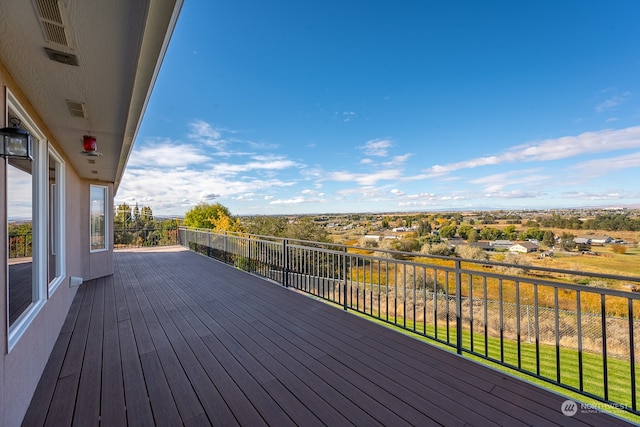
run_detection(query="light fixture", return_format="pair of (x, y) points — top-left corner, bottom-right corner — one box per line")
(81, 134), (102, 156)
(0, 117), (33, 160)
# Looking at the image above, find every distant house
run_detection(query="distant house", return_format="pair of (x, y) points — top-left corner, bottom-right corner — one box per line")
(363, 234), (382, 241)
(445, 237), (466, 248)
(490, 240), (514, 250)
(470, 241), (494, 251)
(589, 236), (613, 246)
(574, 237), (591, 245)
(510, 242), (540, 253)
(383, 234), (400, 240)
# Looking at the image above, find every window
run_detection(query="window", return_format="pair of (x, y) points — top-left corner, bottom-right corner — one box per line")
(90, 185), (107, 252)
(48, 146), (65, 293)
(6, 90), (48, 350)
(7, 157), (34, 326)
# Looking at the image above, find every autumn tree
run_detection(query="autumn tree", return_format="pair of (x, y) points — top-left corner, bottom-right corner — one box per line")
(184, 202), (233, 229)
(211, 212), (244, 232)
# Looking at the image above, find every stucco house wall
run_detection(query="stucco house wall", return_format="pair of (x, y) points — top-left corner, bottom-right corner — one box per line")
(1, 63), (113, 427)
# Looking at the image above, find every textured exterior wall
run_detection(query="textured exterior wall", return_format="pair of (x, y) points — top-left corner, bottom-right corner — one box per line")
(1, 62), (114, 427)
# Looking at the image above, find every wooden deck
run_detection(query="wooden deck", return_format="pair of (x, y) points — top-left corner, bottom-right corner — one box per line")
(22, 246), (632, 426)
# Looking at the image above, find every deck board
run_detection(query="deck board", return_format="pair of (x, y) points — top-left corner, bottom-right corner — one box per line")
(23, 247), (635, 426)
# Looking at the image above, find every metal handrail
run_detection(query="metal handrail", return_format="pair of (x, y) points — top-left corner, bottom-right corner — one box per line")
(179, 226), (640, 415)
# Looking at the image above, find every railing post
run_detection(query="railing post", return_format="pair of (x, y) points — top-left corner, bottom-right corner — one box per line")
(223, 231), (228, 264)
(455, 259), (462, 355)
(207, 230), (211, 258)
(342, 247), (348, 311)
(247, 235), (252, 272)
(283, 239), (289, 287)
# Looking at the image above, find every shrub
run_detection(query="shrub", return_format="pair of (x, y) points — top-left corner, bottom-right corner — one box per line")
(455, 245), (488, 261)
(420, 242), (453, 256)
(611, 244), (627, 254)
(498, 252), (530, 275)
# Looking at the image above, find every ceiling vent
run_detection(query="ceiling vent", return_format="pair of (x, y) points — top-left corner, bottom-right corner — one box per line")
(45, 47), (79, 66)
(66, 99), (87, 118)
(32, 0), (77, 48)
(34, 0), (70, 47)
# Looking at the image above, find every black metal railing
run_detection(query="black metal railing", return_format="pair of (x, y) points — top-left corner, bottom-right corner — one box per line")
(179, 227), (640, 416)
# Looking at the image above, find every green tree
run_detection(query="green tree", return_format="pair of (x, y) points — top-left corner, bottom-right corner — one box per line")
(520, 227), (544, 241)
(285, 217), (329, 242)
(457, 224), (475, 240)
(542, 230), (555, 247)
(416, 220), (432, 237)
(502, 225), (518, 240)
(381, 216), (390, 229)
(439, 224), (457, 238)
(479, 227), (502, 240)
(141, 206), (153, 221)
(560, 232), (576, 251)
(184, 202), (232, 229)
(245, 215), (288, 237)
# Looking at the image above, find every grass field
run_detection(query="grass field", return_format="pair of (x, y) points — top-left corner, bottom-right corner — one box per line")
(532, 246), (640, 278)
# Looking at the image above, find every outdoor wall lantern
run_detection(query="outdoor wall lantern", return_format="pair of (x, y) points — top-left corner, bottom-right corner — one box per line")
(82, 134), (102, 156)
(0, 117), (33, 160)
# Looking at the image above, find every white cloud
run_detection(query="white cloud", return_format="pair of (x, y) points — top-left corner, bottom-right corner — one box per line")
(571, 151), (640, 178)
(269, 195), (325, 205)
(189, 119), (221, 140)
(210, 155), (298, 176)
(469, 169), (546, 192)
(595, 90), (630, 113)
(561, 190), (640, 200)
(360, 138), (393, 157)
(383, 153), (412, 167)
(424, 126), (640, 175)
(483, 190), (546, 199)
(343, 111), (357, 122)
(327, 169), (403, 186)
(116, 167), (296, 215)
(128, 140), (210, 167)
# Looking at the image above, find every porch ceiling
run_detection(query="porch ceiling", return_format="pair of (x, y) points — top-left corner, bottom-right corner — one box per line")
(0, 0), (182, 190)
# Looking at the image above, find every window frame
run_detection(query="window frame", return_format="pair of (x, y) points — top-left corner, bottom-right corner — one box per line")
(6, 89), (47, 351)
(47, 145), (65, 295)
(89, 184), (108, 253)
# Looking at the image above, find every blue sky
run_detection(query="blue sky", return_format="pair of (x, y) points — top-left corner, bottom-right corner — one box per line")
(116, 0), (640, 216)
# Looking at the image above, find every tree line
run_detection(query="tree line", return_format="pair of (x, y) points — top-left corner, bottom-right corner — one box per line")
(114, 203), (179, 247)
(183, 202), (330, 242)
(534, 213), (640, 231)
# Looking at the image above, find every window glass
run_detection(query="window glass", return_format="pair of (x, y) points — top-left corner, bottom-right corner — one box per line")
(7, 155), (34, 326)
(90, 185), (107, 251)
